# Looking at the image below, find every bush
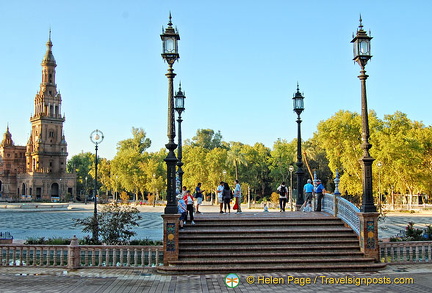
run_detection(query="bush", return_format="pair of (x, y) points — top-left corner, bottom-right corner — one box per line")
(390, 222), (431, 242)
(24, 237), (71, 245)
(130, 238), (163, 246)
(74, 203), (142, 245)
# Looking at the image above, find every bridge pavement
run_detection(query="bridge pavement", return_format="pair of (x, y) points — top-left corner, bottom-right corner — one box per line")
(0, 264), (432, 292)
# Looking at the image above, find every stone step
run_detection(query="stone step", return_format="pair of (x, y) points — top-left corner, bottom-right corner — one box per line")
(170, 257), (375, 265)
(158, 262), (387, 274)
(179, 244), (361, 252)
(179, 251), (365, 258)
(179, 239), (359, 246)
(179, 233), (357, 241)
(179, 225), (354, 236)
(189, 220), (345, 226)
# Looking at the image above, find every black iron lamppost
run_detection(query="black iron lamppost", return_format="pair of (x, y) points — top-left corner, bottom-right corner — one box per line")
(293, 84), (305, 210)
(289, 165), (294, 212)
(161, 14), (180, 214)
(90, 129), (104, 242)
(377, 161), (383, 213)
(174, 83), (186, 190)
(351, 17), (377, 213)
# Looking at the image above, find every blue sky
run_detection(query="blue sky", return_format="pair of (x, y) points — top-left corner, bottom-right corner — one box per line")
(0, 1), (431, 160)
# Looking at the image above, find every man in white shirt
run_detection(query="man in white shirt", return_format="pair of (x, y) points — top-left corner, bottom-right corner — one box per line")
(217, 181), (224, 213)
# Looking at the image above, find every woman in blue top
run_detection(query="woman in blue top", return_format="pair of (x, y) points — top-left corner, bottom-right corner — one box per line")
(314, 179), (325, 211)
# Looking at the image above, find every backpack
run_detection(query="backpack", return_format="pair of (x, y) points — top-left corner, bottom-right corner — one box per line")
(279, 186), (287, 196)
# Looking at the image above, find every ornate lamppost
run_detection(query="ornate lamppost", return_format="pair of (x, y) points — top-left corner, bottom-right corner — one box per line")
(90, 129), (104, 242)
(161, 14), (180, 214)
(351, 17), (377, 213)
(293, 84), (305, 210)
(289, 165), (294, 211)
(174, 83), (186, 191)
(377, 161), (383, 213)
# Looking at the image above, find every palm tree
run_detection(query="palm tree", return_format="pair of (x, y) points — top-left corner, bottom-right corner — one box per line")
(227, 142), (247, 180)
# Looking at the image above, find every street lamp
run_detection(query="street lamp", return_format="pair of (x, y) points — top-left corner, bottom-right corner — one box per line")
(174, 83), (186, 191)
(161, 13), (180, 214)
(293, 83), (305, 210)
(377, 161), (383, 213)
(289, 165), (294, 211)
(351, 16), (377, 213)
(90, 129), (104, 242)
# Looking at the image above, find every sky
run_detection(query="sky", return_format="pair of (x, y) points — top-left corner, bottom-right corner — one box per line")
(0, 1), (431, 160)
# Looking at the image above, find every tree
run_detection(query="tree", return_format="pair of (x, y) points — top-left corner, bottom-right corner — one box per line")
(374, 112), (430, 197)
(269, 139), (296, 184)
(227, 142), (247, 180)
(182, 145), (209, 191)
(186, 129), (224, 150)
(241, 143), (272, 196)
(111, 128), (152, 200)
(66, 152), (94, 199)
(205, 147), (229, 194)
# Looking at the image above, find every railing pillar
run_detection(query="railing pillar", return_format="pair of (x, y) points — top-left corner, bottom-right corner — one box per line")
(161, 214), (180, 265)
(333, 195), (338, 217)
(357, 212), (380, 262)
(67, 235), (81, 269)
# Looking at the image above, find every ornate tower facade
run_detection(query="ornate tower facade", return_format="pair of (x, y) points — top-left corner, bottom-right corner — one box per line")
(26, 32), (68, 174)
(0, 33), (76, 201)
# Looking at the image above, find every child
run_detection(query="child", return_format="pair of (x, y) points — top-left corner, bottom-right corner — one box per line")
(302, 199), (312, 212)
(263, 203), (269, 212)
(177, 194), (187, 229)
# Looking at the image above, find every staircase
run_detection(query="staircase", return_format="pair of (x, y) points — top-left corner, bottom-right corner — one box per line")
(157, 212), (386, 274)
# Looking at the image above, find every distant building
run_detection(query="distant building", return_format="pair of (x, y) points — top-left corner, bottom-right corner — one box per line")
(0, 33), (76, 201)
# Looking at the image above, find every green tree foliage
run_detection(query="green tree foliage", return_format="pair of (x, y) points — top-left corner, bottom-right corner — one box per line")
(227, 142), (248, 180)
(269, 139), (296, 184)
(182, 145), (209, 191)
(241, 143), (271, 196)
(85, 110), (432, 206)
(66, 152), (94, 198)
(374, 112), (430, 196)
(185, 128), (224, 150)
(111, 128), (152, 200)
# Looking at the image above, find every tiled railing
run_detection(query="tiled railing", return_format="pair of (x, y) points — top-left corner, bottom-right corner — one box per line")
(322, 193), (361, 235)
(0, 242), (163, 268)
(380, 241), (432, 263)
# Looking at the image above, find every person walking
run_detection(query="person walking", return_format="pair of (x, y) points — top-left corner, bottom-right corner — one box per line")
(234, 179), (242, 214)
(315, 179), (325, 212)
(302, 179), (314, 210)
(222, 182), (232, 214)
(216, 181), (224, 213)
(194, 183), (205, 214)
(277, 182), (288, 212)
(183, 189), (195, 224)
(177, 194), (187, 230)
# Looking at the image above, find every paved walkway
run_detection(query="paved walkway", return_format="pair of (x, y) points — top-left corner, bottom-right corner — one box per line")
(1, 264), (432, 292)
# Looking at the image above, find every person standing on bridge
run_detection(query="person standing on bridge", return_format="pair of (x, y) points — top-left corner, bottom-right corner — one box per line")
(314, 179), (325, 212)
(277, 182), (288, 212)
(222, 182), (232, 213)
(183, 190), (195, 225)
(194, 183), (205, 214)
(216, 181), (224, 213)
(303, 179), (314, 209)
(234, 179), (242, 214)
